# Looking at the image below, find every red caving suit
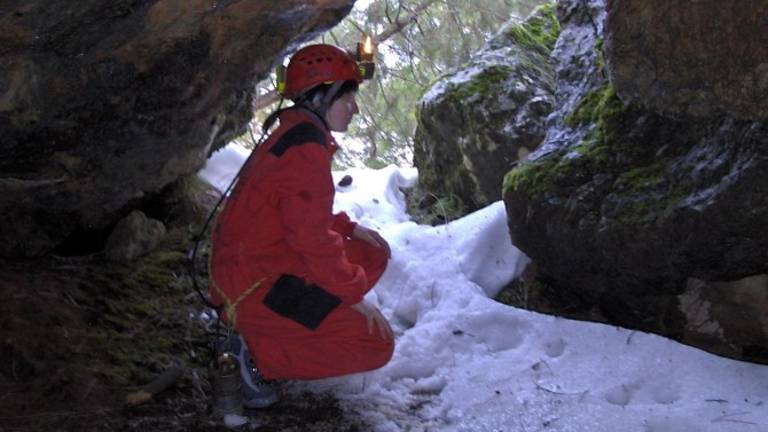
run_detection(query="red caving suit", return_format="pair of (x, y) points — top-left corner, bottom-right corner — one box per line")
(210, 107), (394, 380)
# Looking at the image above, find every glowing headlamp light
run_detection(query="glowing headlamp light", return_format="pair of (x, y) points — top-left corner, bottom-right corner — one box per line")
(356, 34), (376, 80)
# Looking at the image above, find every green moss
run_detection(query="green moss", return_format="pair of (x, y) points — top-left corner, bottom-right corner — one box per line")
(439, 2), (560, 104)
(404, 185), (466, 226)
(504, 84), (629, 199)
(595, 37), (605, 70)
(446, 65), (515, 102)
(565, 85), (622, 129)
(84, 225), (209, 386)
(611, 166), (692, 226)
(495, 278), (557, 310)
(502, 157), (558, 198)
(506, 3), (561, 53)
(427, 194), (464, 225)
(616, 163), (667, 190)
(566, 85), (629, 165)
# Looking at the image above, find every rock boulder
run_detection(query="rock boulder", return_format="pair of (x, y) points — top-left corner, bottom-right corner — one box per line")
(0, 0), (354, 257)
(413, 4), (559, 212)
(605, 0), (768, 120)
(503, 0), (768, 362)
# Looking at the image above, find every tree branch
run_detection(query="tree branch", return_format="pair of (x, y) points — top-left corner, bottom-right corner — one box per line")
(253, 0), (440, 113)
(377, 0), (438, 43)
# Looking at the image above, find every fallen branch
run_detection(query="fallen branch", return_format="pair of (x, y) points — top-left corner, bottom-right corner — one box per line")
(625, 331), (636, 345)
(711, 412), (757, 425)
(0, 176), (68, 190)
(533, 380), (589, 398)
(125, 367), (183, 406)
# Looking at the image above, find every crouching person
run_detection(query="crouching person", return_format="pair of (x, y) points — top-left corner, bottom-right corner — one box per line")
(209, 44), (394, 408)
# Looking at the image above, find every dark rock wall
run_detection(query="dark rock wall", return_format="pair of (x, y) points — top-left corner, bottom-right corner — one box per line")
(605, 0), (768, 120)
(503, 0), (768, 362)
(0, 0), (354, 257)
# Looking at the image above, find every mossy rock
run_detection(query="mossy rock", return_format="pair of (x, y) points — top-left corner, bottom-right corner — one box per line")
(413, 2), (560, 214)
(502, 0), (768, 364)
(499, 3), (561, 53)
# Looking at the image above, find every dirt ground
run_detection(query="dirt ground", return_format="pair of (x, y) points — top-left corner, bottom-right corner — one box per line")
(0, 251), (368, 432)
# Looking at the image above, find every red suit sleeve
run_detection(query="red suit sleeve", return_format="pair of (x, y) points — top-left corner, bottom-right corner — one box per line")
(270, 143), (366, 305)
(332, 211), (358, 238)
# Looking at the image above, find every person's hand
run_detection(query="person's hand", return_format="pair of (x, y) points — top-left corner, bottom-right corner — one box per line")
(352, 225), (391, 258)
(350, 300), (393, 340)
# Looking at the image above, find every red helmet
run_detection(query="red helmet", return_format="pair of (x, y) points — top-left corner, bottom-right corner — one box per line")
(283, 44), (363, 99)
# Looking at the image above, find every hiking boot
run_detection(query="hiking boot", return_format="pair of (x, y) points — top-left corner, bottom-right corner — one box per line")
(217, 333), (278, 408)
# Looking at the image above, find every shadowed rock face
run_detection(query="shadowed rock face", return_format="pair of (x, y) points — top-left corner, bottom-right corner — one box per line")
(0, 0), (354, 257)
(502, 0), (768, 362)
(605, 0), (768, 120)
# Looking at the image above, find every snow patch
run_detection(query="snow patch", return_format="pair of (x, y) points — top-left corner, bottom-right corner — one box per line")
(199, 144), (768, 432)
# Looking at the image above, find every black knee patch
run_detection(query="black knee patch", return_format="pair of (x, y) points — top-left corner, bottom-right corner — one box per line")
(262, 274), (341, 330)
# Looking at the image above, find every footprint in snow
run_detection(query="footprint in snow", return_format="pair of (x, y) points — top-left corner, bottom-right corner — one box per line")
(604, 382), (639, 407)
(543, 338), (567, 358)
(647, 381), (681, 405)
(464, 312), (529, 352)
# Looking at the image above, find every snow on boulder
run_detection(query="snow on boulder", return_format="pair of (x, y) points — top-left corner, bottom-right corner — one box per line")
(413, 3), (560, 213)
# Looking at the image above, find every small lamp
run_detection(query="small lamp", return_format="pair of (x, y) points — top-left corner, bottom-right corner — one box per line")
(356, 34), (376, 80)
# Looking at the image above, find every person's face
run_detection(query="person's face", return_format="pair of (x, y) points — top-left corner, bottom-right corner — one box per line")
(325, 91), (359, 132)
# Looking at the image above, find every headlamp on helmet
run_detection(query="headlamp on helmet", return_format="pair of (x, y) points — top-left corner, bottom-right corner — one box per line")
(276, 34), (376, 99)
(356, 35), (375, 80)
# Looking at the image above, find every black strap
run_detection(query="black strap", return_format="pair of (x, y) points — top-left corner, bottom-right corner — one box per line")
(269, 122), (327, 157)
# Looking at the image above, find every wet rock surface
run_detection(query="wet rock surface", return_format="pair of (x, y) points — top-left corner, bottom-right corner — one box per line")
(501, 0), (768, 362)
(413, 4), (559, 212)
(0, 0), (354, 257)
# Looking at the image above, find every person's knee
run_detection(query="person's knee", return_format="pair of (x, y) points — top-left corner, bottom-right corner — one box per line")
(366, 245), (389, 285)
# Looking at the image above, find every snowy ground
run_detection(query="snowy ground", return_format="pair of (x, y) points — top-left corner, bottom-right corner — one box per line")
(200, 144), (768, 432)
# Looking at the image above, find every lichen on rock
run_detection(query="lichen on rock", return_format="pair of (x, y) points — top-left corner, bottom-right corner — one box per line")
(413, 3), (560, 214)
(502, 0), (768, 363)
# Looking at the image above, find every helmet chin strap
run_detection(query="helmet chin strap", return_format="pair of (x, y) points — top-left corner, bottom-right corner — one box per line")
(322, 81), (345, 107)
(301, 80), (345, 121)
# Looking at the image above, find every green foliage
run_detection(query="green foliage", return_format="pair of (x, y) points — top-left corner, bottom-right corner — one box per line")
(565, 85), (621, 128)
(247, 0), (549, 166)
(404, 185), (466, 225)
(364, 157), (390, 169)
(346, 0), (551, 167)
